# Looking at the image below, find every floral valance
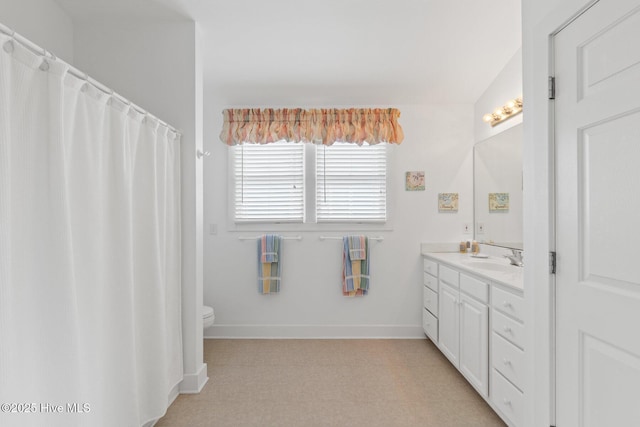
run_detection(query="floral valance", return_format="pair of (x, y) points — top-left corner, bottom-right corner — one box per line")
(220, 108), (404, 146)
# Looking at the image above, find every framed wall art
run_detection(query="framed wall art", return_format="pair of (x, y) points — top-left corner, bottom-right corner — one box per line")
(489, 192), (509, 212)
(405, 171), (425, 191)
(438, 193), (459, 212)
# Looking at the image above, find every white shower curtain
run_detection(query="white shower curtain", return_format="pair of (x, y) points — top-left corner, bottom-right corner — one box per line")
(0, 33), (182, 427)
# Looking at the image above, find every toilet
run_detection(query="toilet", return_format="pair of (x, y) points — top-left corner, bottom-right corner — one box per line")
(203, 306), (215, 329)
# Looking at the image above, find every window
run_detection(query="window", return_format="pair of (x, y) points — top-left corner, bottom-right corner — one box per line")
(233, 142), (305, 223)
(316, 143), (387, 222)
(232, 141), (387, 224)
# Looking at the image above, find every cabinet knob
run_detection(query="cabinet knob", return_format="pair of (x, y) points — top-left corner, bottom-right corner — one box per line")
(503, 398), (512, 406)
(503, 326), (512, 333)
(503, 301), (512, 308)
(503, 358), (511, 366)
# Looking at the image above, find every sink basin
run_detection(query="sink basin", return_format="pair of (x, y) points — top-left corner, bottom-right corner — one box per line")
(462, 260), (519, 273)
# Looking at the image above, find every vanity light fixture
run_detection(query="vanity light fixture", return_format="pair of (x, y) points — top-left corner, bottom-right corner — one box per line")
(482, 97), (523, 127)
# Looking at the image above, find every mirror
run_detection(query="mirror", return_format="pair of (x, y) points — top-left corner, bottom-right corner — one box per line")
(474, 123), (523, 250)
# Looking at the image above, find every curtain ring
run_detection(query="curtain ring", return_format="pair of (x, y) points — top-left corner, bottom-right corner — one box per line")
(80, 73), (89, 92)
(39, 54), (50, 72)
(3, 30), (16, 53)
(106, 89), (114, 105)
(2, 40), (14, 53)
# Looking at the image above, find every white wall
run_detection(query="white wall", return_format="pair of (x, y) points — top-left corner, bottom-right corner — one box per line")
(0, 0), (74, 62)
(203, 103), (474, 338)
(72, 19), (206, 392)
(474, 48), (523, 143)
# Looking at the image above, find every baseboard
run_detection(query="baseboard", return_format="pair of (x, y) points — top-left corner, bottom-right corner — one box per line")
(204, 324), (425, 339)
(179, 363), (208, 394)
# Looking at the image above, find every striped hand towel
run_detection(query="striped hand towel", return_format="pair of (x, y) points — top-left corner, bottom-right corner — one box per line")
(257, 234), (281, 294)
(342, 235), (370, 297)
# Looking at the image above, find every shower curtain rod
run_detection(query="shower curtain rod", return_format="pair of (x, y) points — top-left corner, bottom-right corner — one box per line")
(0, 23), (182, 137)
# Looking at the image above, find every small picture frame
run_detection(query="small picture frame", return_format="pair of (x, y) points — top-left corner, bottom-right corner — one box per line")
(438, 193), (459, 212)
(489, 193), (509, 211)
(405, 171), (425, 191)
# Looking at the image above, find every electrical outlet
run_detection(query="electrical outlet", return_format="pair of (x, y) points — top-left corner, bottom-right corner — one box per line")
(462, 223), (472, 234)
(477, 223), (485, 234)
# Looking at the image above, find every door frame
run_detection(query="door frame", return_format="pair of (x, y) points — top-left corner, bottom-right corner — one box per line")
(523, 1), (599, 426)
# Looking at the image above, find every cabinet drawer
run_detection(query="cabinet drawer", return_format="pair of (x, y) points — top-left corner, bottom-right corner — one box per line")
(492, 332), (525, 391)
(493, 310), (525, 350)
(491, 369), (524, 427)
(439, 265), (459, 288)
(460, 273), (488, 303)
(423, 258), (438, 276)
(492, 286), (524, 321)
(423, 271), (438, 293)
(423, 308), (438, 342)
(423, 286), (438, 317)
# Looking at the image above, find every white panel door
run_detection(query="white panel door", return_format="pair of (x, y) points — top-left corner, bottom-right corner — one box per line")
(459, 293), (488, 397)
(438, 282), (460, 366)
(555, 0), (640, 425)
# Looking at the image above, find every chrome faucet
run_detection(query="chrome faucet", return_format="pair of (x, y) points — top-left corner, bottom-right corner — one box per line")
(504, 249), (524, 267)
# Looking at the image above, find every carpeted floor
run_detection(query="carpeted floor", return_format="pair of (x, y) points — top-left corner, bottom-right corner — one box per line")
(156, 339), (506, 427)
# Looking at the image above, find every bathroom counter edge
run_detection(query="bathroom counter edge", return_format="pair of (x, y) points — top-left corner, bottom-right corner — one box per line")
(421, 251), (524, 291)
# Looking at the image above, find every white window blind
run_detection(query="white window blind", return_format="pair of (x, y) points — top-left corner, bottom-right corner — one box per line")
(316, 142), (387, 222)
(233, 142), (305, 223)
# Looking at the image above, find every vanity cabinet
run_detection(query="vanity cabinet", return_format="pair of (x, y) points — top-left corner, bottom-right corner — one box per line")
(490, 285), (525, 426)
(421, 253), (525, 427)
(438, 280), (459, 365)
(422, 259), (439, 341)
(438, 265), (489, 397)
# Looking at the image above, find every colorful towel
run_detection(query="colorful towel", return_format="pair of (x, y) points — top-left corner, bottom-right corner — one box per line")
(348, 235), (366, 260)
(260, 234), (279, 263)
(257, 234), (281, 294)
(342, 235), (370, 297)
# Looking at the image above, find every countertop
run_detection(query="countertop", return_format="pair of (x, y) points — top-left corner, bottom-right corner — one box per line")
(421, 251), (524, 292)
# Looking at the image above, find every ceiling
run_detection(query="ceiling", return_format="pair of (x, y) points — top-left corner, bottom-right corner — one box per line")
(55, 0), (521, 106)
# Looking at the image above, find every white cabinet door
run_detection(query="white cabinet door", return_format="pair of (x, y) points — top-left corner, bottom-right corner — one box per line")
(555, 1), (640, 425)
(459, 293), (489, 397)
(438, 281), (459, 366)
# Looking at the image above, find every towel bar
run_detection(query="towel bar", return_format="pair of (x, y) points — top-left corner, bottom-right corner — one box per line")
(238, 236), (302, 241)
(319, 236), (384, 241)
